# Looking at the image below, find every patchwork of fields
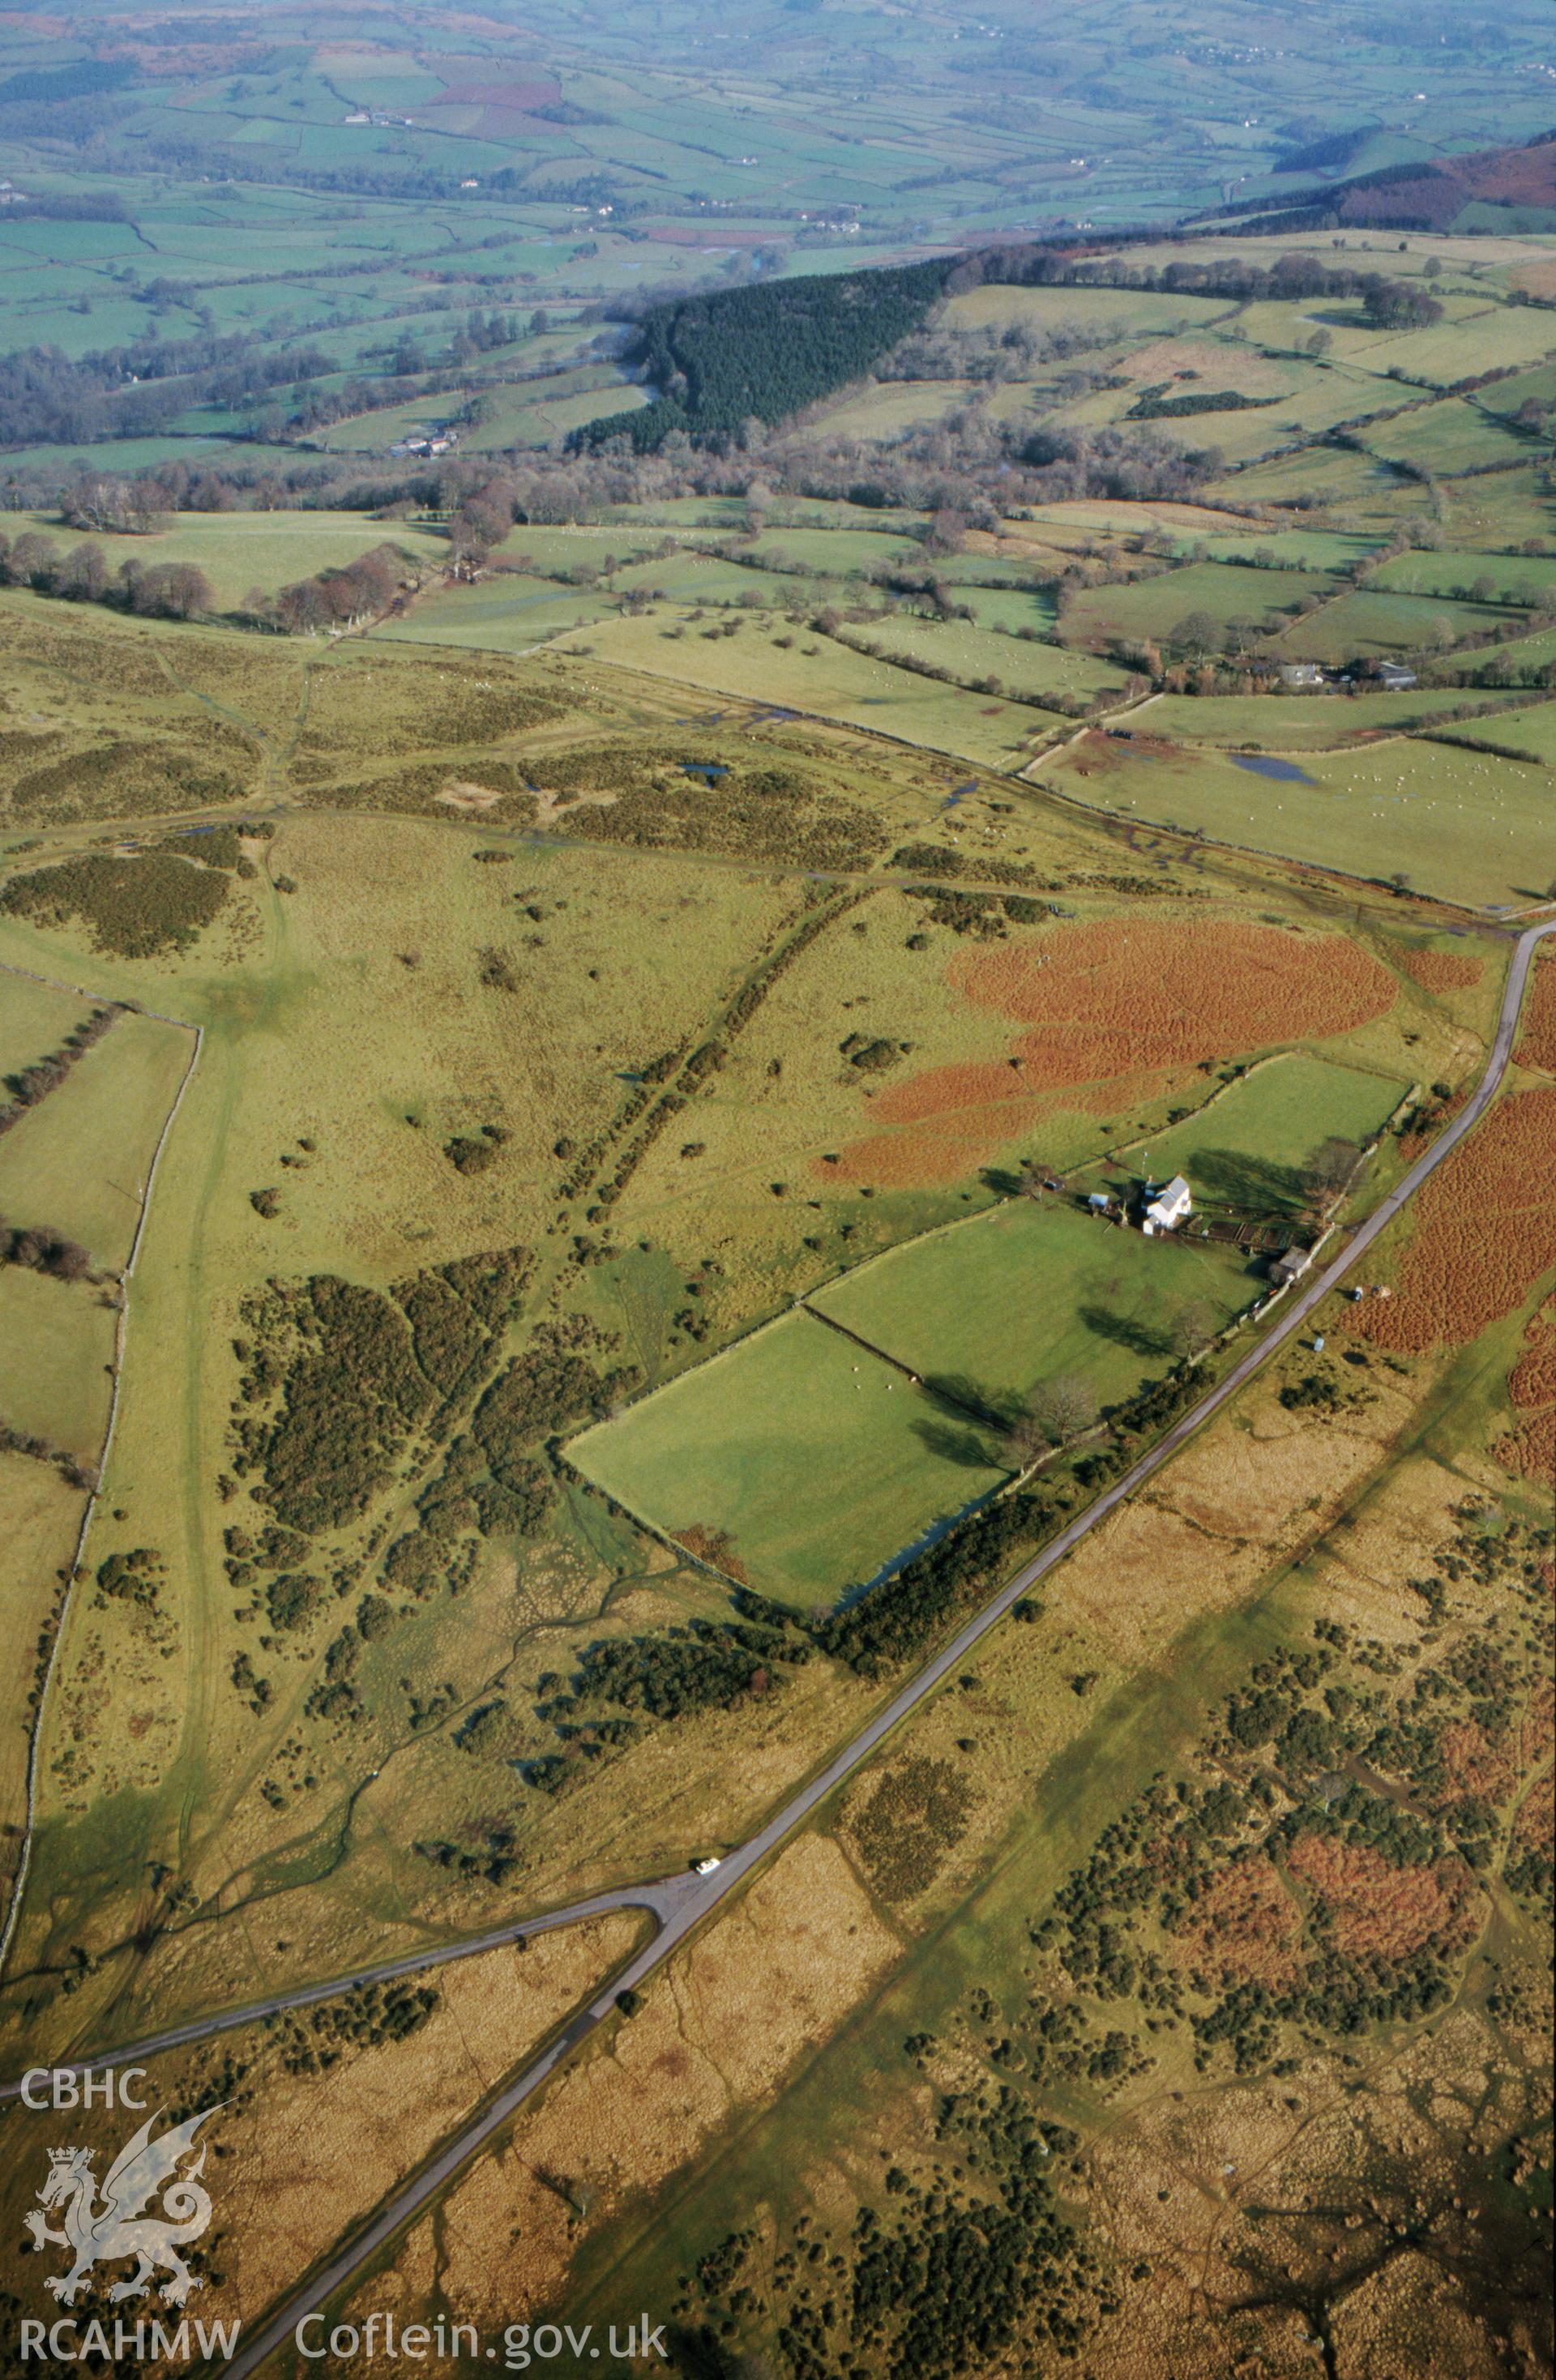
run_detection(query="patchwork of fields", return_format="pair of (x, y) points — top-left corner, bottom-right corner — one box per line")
(575, 1196), (1259, 1605)
(0, 218), (1548, 912)
(566, 951), (1468, 1606)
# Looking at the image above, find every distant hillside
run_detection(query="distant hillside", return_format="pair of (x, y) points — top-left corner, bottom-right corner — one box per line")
(1227, 131), (1556, 235)
(566, 232), (1463, 459)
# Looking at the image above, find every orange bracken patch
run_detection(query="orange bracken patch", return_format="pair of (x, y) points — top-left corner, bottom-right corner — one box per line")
(1396, 945), (1484, 993)
(673, 1526), (751, 1587)
(1173, 1855), (1303, 1988)
(1509, 1770), (1554, 1869)
(817, 1071), (1169, 1188)
(816, 914), (1395, 1192)
(1437, 1718), (1516, 1808)
(1516, 950), (1556, 1074)
(1510, 1309), (1556, 1412)
(827, 1118), (1037, 1185)
(870, 1060), (1034, 1126)
(1061, 729), (1182, 778)
(949, 918), (1396, 1088)
(1495, 1306), (1556, 1486)
(1497, 1409), (1556, 1489)
(1355, 1087), (1556, 1354)
(1285, 1835), (1481, 1963)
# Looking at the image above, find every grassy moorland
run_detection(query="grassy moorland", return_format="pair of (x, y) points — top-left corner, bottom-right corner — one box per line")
(0, 572), (1499, 2067)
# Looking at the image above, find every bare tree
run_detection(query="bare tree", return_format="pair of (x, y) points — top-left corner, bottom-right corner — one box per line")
(1169, 1299), (1218, 1359)
(1006, 1374), (1098, 1465)
(1001, 1408), (1051, 1468)
(1304, 1137), (1359, 1199)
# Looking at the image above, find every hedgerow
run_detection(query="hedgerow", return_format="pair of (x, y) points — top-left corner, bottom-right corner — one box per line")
(814, 1485), (1068, 1677)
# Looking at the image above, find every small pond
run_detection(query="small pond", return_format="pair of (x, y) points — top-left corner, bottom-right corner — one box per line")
(1230, 752), (1318, 785)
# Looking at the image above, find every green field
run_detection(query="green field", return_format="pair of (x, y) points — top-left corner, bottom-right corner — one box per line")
(797, 381), (971, 442)
(5, 511), (447, 609)
(315, 370), (644, 456)
(1361, 396), (1537, 475)
(609, 551), (793, 606)
(857, 612), (1130, 704)
(569, 1306), (1007, 1607)
(954, 584), (1062, 635)
(545, 610), (1047, 767)
(0, 1007), (193, 1270)
(1442, 464), (1556, 550)
(1177, 529), (1382, 573)
(1206, 442), (1409, 517)
(0, 1267), (114, 1457)
(1143, 687), (1540, 748)
(1060, 560), (1339, 648)
(1273, 587), (1515, 662)
(1058, 368), (1378, 466)
(742, 526), (930, 576)
(1462, 619), (1556, 680)
(0, 969), (85, 1074)
(1118, 1053), (1408, 1208)
(1370, 549), (1556, 605)
(370, 574), (617, 652)
(810, 1199), (1258, 1427)
(1461, 699), (1556, 763)
(943, 284), (1233, 339)
(1049, 730), (1556, 912)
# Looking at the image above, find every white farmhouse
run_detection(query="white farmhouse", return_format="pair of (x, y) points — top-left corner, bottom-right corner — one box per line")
(1141, 1175), (1192, 1237)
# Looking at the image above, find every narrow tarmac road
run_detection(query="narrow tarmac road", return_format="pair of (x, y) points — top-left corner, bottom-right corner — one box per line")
(13, 918), (1554, 2379)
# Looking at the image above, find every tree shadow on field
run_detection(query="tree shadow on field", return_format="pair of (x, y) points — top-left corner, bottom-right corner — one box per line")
(1078, 1302), (1174, 1358)
(981, 1164), (1025, 1198)
(919, 1370), (1023, 1432)
(1191, 1146), (1308, 1211)
(913, 1415), (1003, 1472)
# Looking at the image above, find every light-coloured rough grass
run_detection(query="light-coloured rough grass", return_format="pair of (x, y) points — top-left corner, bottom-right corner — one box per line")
(351, 1834), (900, 2329)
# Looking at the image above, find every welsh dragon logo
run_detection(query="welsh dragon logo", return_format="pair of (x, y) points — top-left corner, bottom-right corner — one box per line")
(24, 2106), (221, 2309)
